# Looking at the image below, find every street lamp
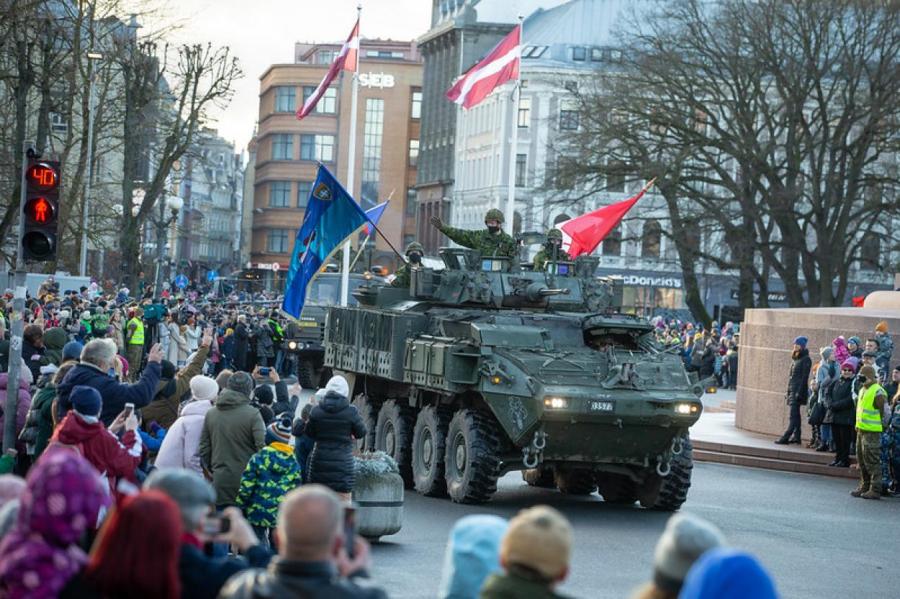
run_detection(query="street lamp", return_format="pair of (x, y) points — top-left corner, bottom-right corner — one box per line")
(79, 50), (104, 277)
(153, 195), (183, 298)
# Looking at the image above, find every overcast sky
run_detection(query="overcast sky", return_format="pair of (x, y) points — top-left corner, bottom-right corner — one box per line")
(141, 0), (432, 153)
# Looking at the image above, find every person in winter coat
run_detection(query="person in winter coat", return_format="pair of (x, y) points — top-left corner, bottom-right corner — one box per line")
(292, 404), (314, 483)
(184, 314), (201, 354)
(437, 515), (508, 599)
(776, 336), (812, 445)
(198, 372), (266, 508)
(21, 324), (45, 382)
(254, 322), (275, 367)
(678, 548), (778, 599)
(812, 347), (838, 452)
(0, 447), (109, 599)
(0, 371), (31, 458)
(698, 342), (716, 379)
(832, 336), (850, 365)
(825, 359), (858, 467)
(305, 375), (366, 499)
(41, 326), (67, 367)
(57, 338), (163, 427)
(251, 385), (276, 426)
(166, 315), (188, 366)
(874, 321), (894, 375)
(233, 317), (250, 372)
(847, 336), (863, 360)
(52, 386), (143, 497)
(154, 375), (219, 475)
(23, 361), (77, 460)
(142, 330), (212, 431)
(236, 417), (302, 548)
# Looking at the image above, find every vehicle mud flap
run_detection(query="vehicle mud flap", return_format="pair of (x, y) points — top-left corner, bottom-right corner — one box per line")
(297, 359), (317, 389)
(596, 473), (637, 504)
(412, 405), (451, 497)
(353, 394), (379, 452)
(522, 467), (555, 488)
(375, 399), (415, 487)
(642, 434), (693, 511)
(444, 409), (502, 504)
(554, 469), (596, 495)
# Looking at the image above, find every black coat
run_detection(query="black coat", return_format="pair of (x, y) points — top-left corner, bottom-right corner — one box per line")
(178, 542), (272, 599)
(306, 391), (366, 493)
(233, 323), (249, 371)
(826, 377), (857, 426)
(786, 349), (812, 405)
(218, 559), (388, 599)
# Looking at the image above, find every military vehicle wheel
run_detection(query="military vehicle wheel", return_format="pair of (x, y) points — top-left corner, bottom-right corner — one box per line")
(444, 409), (501, 504)
(647, 435), (693, 511)
(597, 474), (637, 504)
(522, 467), (555, 488)
(353, 394), (378, 452)
(297, 359), (317, 389)
(412, 406), (451, 497)
(554, 469), (596, 495)
(375, 400), (414, 486)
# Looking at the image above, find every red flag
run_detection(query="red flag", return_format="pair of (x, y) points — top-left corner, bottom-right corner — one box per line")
(560, 189), (647, 257)
(446, 26), (520, 109)
(297, 19), (360, 120)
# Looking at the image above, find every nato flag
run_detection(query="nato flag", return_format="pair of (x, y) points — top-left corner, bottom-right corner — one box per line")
(281, 165), (369, 318)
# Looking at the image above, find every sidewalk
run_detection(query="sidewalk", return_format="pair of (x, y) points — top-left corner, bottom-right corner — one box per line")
(691, 390), (856, 479)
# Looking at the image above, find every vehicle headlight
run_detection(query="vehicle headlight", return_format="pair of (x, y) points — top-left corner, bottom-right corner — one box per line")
(675, 402), (699, 415)
(288, 341), (297, 350)
(543, 397), (569, 409)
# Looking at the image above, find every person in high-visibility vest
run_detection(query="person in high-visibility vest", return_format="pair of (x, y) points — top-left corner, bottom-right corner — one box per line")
(125, 307), (146, 382)
(852, 364), (887, 499)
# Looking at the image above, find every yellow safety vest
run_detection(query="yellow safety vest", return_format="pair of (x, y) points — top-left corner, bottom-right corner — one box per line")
(856, 384), (884, 432)
(127, 317), (144, 345)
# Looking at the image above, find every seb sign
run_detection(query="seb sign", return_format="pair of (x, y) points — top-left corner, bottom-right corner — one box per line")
(359, 72), (395, 89)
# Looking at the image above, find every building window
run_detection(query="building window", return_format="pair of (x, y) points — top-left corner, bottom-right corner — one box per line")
(300, 134), (335, 162)
(411, 89), (422, 119)
(590, 47), (605, 62)
(297, 181), (312, 207)
(642, 220), (661, 258)
(517, 97), (531, 128)
(406, 188), (416, 216)
(272, 134), (293, 160)
(860, 236), (880, 271)
(269, 181), (291, 207)
(267, 229), (289, 254)
(572, 46), (587, 61)
(302, 86), (337, 114)
(317, 50), (336, 64)
(559, 100), (579, 131)
(603, 226), (622, 256)
(361, 98), (385, 208)
(274, 87), (296, 112)
(515, 154), (527, 187)
(522, 45), (548, 59)
(50, 112), (67, 133)
(408, 139), (419, 167)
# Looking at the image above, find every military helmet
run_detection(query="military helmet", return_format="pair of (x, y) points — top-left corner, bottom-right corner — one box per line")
(547, 228), (563, 241)
(405, 241), (425, 256)
(484, 208), (505, 224)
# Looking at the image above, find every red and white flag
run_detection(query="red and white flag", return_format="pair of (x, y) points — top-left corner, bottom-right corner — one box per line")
(446, 26), (521, 109)
(297, 19), (360, 120)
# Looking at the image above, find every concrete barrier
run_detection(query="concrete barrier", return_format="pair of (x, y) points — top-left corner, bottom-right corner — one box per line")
(352, 471), (404, 540)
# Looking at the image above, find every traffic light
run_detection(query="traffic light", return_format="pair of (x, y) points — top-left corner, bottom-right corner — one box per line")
(22, 159), (60, 261)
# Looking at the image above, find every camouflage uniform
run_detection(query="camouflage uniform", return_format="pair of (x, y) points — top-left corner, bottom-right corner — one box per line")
(392, 241), (425, 288)
(436, 208), (517, 258)
(532, 230), (570, 271)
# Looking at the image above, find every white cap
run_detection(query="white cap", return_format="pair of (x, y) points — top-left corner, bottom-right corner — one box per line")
(324, 375), (349, 398)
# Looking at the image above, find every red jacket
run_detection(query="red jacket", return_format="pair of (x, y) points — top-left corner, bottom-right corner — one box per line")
(51, 412), (142, 496)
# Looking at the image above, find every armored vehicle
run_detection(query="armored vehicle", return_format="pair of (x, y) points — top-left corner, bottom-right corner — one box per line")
(323, 249), (703, 508)
(285, 272), (384, 388)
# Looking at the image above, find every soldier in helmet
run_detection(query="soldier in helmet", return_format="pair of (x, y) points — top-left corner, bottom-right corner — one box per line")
(391, 241), (425, 288)
(532, 229), (571, 271)
(430, 208), (517, 259)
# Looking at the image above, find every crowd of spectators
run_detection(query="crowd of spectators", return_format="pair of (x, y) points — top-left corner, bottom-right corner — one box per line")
(652, 318), (739, 390)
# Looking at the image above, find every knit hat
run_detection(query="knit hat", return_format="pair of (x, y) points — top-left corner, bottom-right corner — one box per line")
(793, 336), (808, 349)
(679, 548), (778, 599)
(848, 336), (861, 347)
(265, 416), (292, 445)
(62, 340), (83, 362)
(227, 371), (254, 396)
(253, 385), (274, 405)
(325, 375), (349, 398)
(875, 321), (889, 334)
(652, 513), (726, 593)
(500, 505), (572, 581)
(859, 365), (877, 380)
(190, 375), (219, 402)
(160, 360), (176, 380)
(71, 385), (102, 418)
(841, 357), (859, 371)
(820, 347), (833, 360)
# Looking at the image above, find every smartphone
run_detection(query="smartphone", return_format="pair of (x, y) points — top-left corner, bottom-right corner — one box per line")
(123, 403), (135, 418)
(344, 504), (356, 558)
(259, 367), (271, 376)
(201, 515), (231, 536)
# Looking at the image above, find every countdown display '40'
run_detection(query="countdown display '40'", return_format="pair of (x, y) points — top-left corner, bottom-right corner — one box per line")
(22, 160), (61, 261)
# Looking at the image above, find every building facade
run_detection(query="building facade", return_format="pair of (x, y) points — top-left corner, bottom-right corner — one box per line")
(250, 39), (422, 284)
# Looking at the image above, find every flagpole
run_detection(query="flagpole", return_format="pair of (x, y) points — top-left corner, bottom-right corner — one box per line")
(341, 4), (362, 307)
(503, 15), (523, 236)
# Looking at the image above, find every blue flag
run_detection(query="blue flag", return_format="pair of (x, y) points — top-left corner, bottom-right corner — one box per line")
(282, 165), (369, 318)
(364, 201), (389, 235)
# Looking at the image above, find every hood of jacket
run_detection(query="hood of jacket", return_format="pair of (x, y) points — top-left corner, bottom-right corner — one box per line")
(0, 372), (29, 394)
(42, 327), (67, 351)
(181, 399), (213, 418)
(320, 390), (349, 413)
(216, 388), (251, 410)
(56, 412), (103, 445)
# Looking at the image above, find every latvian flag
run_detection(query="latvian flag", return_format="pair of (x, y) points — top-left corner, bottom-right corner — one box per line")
(446, 26), (521, 109)
(297, 19), (360, 120)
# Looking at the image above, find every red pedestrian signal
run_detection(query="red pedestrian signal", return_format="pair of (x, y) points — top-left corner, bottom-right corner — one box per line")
(22, 159), (60, 261)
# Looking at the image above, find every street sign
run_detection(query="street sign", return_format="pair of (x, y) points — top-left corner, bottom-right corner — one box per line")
(207, 270), (218, 282)
(174, 274), (188, 289)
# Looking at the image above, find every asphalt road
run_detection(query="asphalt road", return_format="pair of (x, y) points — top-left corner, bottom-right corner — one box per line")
(369, 463), (900, 598)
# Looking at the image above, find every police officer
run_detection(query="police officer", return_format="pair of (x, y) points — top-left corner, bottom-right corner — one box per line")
(392, 242), (425, 288)
(532, 229), (571, 271)
(125, 306), (145, 381)
(430, 208), (517, 258)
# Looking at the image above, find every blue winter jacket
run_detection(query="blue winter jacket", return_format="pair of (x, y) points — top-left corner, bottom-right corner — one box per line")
(57, 361), (161, 426)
